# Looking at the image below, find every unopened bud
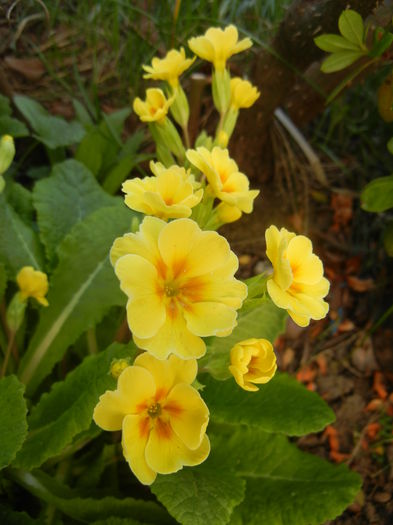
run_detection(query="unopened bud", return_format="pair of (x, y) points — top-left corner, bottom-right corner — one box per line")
(6, 292), (27, 333)
(0, 135), (15, 175)
(110, 358), (130, 379)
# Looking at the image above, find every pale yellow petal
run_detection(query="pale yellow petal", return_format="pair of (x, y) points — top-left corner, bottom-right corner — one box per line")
(134, 352), (175, 396)
(158, 218), (200, 275)
(165, 383), (209, 449)
(183, 301), (237, 337)
(93, 366), (155, 431)
(122, 414), (156, 485)
(184, 230), (232, 277)
(287, 236), (323, 284)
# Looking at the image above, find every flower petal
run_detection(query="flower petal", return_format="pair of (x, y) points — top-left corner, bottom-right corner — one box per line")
(93, 366), (155, 431)
(165, 383), (209, 449)
(122, 414), (156, 485)
(134, 313), (206, 360)
(158, 218), (200, 275)
(183, 301), (237, 337)
(287, 236), (323, 284)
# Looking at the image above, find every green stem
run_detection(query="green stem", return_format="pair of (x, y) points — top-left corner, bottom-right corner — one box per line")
(1, 330), (15, 377)
(368, 302), (393, 338)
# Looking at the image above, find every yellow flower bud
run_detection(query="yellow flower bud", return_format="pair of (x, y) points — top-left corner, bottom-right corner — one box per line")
(230, 77), (260, 109)
(109, 358), (130, 379)
(217, 130), (229, 148)
(229, 338), (277, 392)
(16, 266), (49, 307)
(133, 89), (174, 123)
(0, 135), (15, 175)
(378, 74), (393, 123)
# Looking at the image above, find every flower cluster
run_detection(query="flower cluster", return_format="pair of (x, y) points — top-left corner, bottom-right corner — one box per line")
(94, 24), (330, 486)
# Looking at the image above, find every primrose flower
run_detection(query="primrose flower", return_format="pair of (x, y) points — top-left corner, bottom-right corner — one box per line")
(186, 146), (259, 215)
(122, 161), (203, 220)
(230, 77), (260, 109)
(265, 225), (329, 327)
(229, 338), (277, 392)
(16, 266), (49, 306)
(133, 88), (174, 123)
(188, 25), (252, 71)
(143, 48), (195, 88)
(93, 353), (210, 485)
(110, 216), (247, 360)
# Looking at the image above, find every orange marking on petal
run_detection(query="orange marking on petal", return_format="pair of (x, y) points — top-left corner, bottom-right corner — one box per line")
(155, 387), (168, 402)
(135, 401), (149, 413)
(165, 400), (184, 416)
(155, 418), (173, 440)
(138, 417), (150, 438)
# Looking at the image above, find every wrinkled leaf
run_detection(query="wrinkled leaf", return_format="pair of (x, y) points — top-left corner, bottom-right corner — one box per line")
(14, 343), (137, 469)
(33, 159), (116, 262)
(14, 95), (85, 149)
(152, 464), (245, 525)
(0, 375), (28, 470)
(0, 116), (29, 137)
(203, 373), (334, 435)
(18, 204), (134, 395)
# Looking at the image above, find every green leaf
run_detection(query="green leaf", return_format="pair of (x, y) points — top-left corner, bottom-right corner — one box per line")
(203, 373), (334, 435)
(72, 98), (94, 126)
(202, 298), (287, 380)
(320, 50), (364, 73)
(6, 182), (34, 224)
(92, 519), (147, 525)
(75, 128), (104, 176)
(18, 204), (134, 395)
(0, 116), (29, 137)
(369, 29), (393, 57)
(14, 343), (137, 469)
(33, 159), (116, 262)
(0, 262), (7, 302)
(12, 469), (173, 525)
(0, 94), (12, 116)
(0, 504), (44, 524)
(211, 427), (362, 525)
(0, 194), (44, 277)
(152, 464), (245, 525)
(361, 175), (393, 212)
(338, 9), (364, 46)
(314, 34), (360, 53)
(0, 375), (28, 469)
(383, 221), (393, 257)
(13, 95), (85, 149)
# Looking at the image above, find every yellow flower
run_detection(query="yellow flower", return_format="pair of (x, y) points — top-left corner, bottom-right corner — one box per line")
(142, 48), (196, 88)
(186, 146), (259, 215)
(93, 353), (210, 485)
(16, 266), (49, 306)
(110, 216), (247, 360)
(122, 161), (203, 220)
(133, 88), (174, 123)
(188, 25), (252, 71)
(229, 338), (277, 392)
(230, 77), (260, 109)
(265, 225), (329, 327)
(215, 202), (242, 224)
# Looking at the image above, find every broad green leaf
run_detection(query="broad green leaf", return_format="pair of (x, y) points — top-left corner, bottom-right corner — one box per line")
(91, 517), (146, 525)
(202, 298), (287, 380)
(14, 95), (85, 149)
(0, 194), (44, 276)
(6, 182), (34, 224)
(33, 159), (116, 261)
(361, 175), (393, 212)
(0, 262), (6, 302)
(14, 342), (137, 469)
(338, 9), (364, 46)
(0, 94), (12, 116)
(0, 116), (29, 137)
(75, 128), (104, 176)
(18, 204), (133, 395)
(203, 373), (334, 435)
(12, 469), (173, 525)
(0, 504), (44, 524)
(321, 50), (364, 73)
(0, 375), (28, 469)
(383, 221), (393, 256)
(152, 464), (245, 525)
(72, 98), (94, 126)
(211, 427), (362, 525)
(314, 34), (360, 53)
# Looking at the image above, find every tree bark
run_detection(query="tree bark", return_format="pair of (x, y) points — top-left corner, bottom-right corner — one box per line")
(231, 0), (381, 181)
